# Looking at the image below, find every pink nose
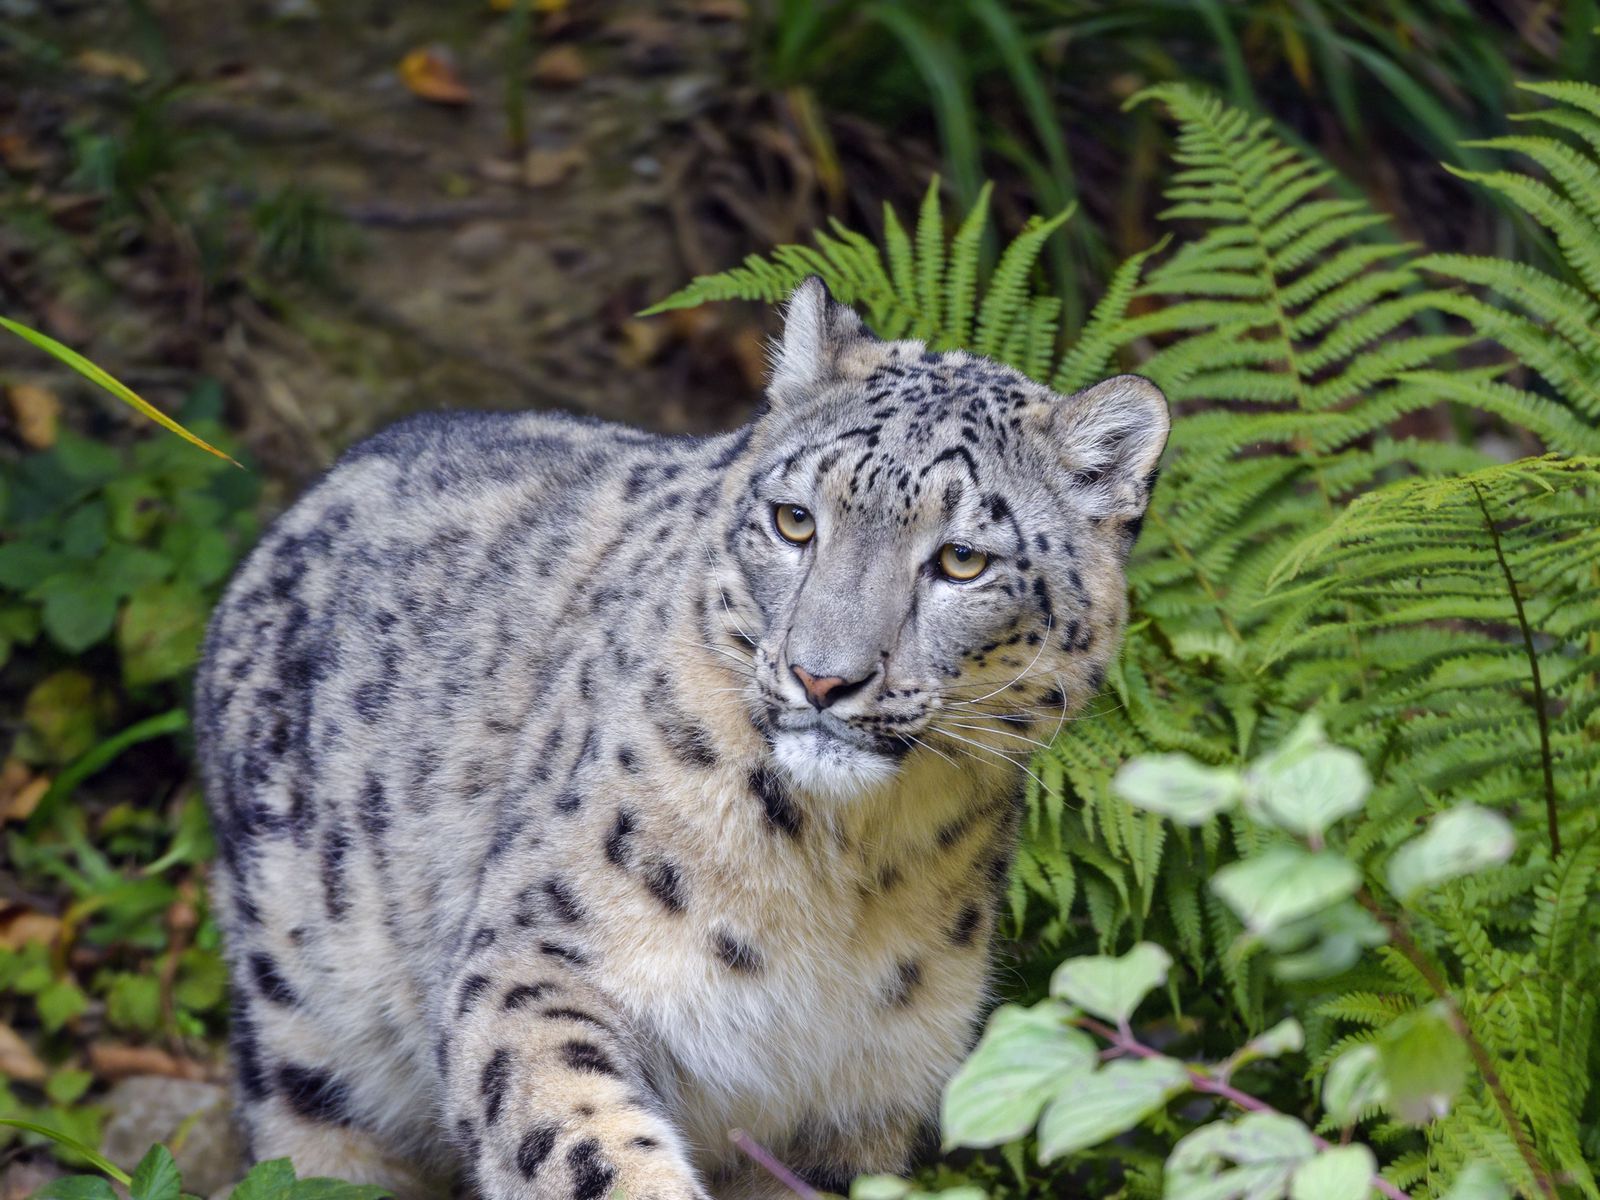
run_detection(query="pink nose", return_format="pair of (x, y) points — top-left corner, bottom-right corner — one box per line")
(791, 664), (850, 710)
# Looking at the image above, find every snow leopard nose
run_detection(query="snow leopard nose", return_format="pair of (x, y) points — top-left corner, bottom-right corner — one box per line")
(791, 664), (873, 711)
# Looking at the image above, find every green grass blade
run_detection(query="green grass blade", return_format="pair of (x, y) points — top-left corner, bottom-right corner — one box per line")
(0, 316), (239, 467)
(0, 1120), (133, 1184)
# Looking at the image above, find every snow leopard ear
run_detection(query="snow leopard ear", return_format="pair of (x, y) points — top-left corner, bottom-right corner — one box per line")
(1034, 374), (1170, 529)
(768, 276), (871, 399)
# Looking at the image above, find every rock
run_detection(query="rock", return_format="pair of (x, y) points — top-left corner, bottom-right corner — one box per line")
(531, 45), (585, 87)
(449, 222), (509, 268)
(2, 1158), (64, 1200)
(0, 1022), (46, 1084)
(7, 382), (60, 448)
(523, 146), (585, 188)
(101, 1076), (245, 1197)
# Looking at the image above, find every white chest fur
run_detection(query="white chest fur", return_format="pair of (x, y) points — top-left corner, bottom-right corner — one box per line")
(583, 764), (999, 1166)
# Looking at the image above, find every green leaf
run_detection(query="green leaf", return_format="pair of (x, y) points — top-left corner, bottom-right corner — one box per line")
(1234, 1019), (1305, 1070)
(94, 543), (174, 597)
(1265, 901), (1386, 981)
(1289, 1145), (1376, 1200)
(117, 580), (208, 686)
(130, 1145), (181, 1200)
(1374, 1003), (1468, 1124)
(940, 1000), (1095, 1149)
(1243, 716), (1370, 837)
(286, 1178), (392, 1200)
(1112, 754), (1243, 825)
(103, 476), (164, 541)
(59, 502), (108, 560)
(30, 1177), (119, 1200)
(36, 574), (118, 653)
(1164, 1113), (1318, 1200)
(0, 540), (70, 588)
(44, 1068), (94, 1106)
(231, 1158), (296, 1200)
(1322, 1044), (1386, 1125)
(1049, 942), (1172, 1024)
(106, 971), (163, 1033)
(161, 523), (235, 587)
(1037, 1057), (1189, 1162)
(1211, 848), (1360, 937)
(36, 977), (88, 1032)
(1385, 806), (1516, 902)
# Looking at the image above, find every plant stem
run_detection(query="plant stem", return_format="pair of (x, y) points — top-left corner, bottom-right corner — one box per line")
(1077, 1016), (1411, 1200)
(1355, 890), (1559, 1200)
(1469, 481), (1560, 856)
(729, 1129), (822, 1200)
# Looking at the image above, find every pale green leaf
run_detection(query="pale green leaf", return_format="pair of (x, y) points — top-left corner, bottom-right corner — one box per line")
(1211, 848), (1360, 936)
(1438, 1163), (1510, 1200)
(850, 1177), (910, 1200)
(1113, 754), (1244, 825)
(0, 315), (238, 465)
(1245, 724), (1370, 837)
(1375, 1002), (1467, 1124)
(1038, 1056), (1189, 1162)
(1322, 1044), (1387, 1126)
(940, 1000), (1094, 1149)
(1243, 1018), (1305, 1060)
(1049, 942), (1173, 1024)
(1385, 806), (1516, 901)
(30, 1178), (119, 1200)
(1164, 1113), (1318, 1200)
(1289, 1145), (1376, 1200)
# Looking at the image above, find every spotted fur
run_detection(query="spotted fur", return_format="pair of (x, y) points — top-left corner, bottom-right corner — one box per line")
(196, 278), (1169, 1200)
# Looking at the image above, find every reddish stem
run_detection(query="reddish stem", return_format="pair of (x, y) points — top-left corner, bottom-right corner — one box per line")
(1078, 1016), (1411, 1200)
(729, 1129), (824, 1200)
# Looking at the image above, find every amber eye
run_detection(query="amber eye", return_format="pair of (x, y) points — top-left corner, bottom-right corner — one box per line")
(774, 504), (816, 544)
(938, 543), (989, 581)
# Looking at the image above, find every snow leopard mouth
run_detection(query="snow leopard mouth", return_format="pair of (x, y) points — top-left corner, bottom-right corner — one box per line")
(767, 704), (905, 748)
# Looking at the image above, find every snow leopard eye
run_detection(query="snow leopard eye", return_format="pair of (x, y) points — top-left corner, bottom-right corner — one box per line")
(773, 503), (816, 545)
(938, 542), (989, 581)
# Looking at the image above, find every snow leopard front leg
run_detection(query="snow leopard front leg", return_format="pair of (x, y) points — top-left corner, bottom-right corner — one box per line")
(441, 929), (707, 1200)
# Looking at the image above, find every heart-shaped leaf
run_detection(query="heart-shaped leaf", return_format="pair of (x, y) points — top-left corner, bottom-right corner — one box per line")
(941, 1000), (1095, 1149)
(1113, 754), (1243, 825)
(1165, 1112), (1318, 1200)
(1212, 848), (1359, 937)
(1290, 1145), (1377, 1200)
(1386, 806), (1515, 902)
(1049, 942), (1173, 1023)
(1375, 1003), (1468, 1124)
(1038, 1056), (1189, 1162)
(1322, 1044), (1386, 1125)
(129, 1145), (181, 1200)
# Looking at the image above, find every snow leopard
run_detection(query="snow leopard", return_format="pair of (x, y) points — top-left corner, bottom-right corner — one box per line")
(195, 277), (1170, 1200)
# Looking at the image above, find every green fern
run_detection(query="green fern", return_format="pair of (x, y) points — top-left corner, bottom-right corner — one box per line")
(1420, 81), (1600, 450)
(646, 80), (1600, 1200)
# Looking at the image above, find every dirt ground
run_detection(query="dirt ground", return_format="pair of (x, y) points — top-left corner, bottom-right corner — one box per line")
(0, 0), (937, 494)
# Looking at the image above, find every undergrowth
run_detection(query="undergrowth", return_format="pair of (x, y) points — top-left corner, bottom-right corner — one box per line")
(652, 79), (1600, 1199)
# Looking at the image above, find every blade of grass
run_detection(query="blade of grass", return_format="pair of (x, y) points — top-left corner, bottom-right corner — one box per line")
(864, 3), (982, 212)
(0, 316), (239, 466)
(0, 1120), (134, 1184)
(27, 709), (190, 833)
